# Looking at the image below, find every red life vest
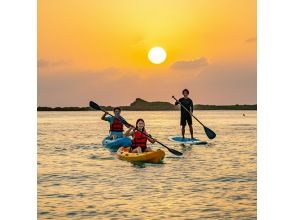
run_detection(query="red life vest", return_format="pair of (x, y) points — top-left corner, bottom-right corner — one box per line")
(131, 130), (148, 150)
(110, 117), (123, 132)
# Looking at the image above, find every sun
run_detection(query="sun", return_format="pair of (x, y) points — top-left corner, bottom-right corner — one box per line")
(148, 47), (167, 64)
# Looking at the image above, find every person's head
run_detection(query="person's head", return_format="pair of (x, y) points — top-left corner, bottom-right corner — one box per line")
(135, 118), (145, 131)
(182, 89), (189, 97)
(113, 107), (121, 116)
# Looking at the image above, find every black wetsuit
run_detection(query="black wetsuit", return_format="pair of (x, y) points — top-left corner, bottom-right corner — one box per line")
(175, 98), (193, 126)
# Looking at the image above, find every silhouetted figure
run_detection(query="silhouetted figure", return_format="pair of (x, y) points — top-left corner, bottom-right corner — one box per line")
(175, 89), (194, 139)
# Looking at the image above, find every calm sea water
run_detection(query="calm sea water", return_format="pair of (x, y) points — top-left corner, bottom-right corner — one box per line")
(38, 111), (256, 219)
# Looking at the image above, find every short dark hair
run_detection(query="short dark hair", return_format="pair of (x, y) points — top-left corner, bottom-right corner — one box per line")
(113, 107), (121, 112)
(182, 89), (189, 94)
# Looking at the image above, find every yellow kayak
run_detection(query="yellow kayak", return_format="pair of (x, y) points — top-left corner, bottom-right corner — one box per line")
(117, 147), (165, 163)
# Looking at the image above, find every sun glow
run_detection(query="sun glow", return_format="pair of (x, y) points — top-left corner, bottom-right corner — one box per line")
(148, 47), (167, 64)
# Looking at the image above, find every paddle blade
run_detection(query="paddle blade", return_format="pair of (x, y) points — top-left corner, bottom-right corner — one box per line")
(167, 147), (183, 156)
(89, 101), (101, 111)
(204, 126), (216, 139)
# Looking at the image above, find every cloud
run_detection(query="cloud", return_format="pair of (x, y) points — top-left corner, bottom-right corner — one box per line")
(245, 37), (256, 43)
(37, 59), (71, 68)
(171, 57), (208, 70)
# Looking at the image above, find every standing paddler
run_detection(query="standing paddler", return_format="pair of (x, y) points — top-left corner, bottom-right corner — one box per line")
(175, 89), (195, 140)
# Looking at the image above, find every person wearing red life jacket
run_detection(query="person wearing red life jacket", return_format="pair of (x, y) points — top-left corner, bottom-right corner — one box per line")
(101, 107), (127, 140)
(124, 118), (156, 153)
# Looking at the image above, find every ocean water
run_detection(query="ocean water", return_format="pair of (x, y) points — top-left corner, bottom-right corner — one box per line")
(38, 111), (256, 219)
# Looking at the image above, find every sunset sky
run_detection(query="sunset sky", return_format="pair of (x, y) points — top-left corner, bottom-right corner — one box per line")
(38, 0), (256, 107)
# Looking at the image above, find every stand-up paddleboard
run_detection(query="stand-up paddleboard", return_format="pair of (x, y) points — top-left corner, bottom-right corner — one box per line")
(168, 136), (208, 145)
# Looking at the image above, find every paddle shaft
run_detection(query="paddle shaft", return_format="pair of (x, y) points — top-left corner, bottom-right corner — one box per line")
(172, 96), (205, 127)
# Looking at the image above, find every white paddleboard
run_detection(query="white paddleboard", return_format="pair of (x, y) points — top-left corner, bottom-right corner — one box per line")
(168, 136), (208, 145)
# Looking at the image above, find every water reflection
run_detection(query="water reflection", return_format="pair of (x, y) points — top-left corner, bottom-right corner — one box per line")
(38, 111), (256, 219)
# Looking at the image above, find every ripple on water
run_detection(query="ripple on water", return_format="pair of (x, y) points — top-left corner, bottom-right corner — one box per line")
(72, 144), (99, 150)
(88, 154), (114, 160)
(39, 211), (50, 215)
(210, 175), (256, 183)
(38, 111), (256, 219)
(66, 211), (77, 216)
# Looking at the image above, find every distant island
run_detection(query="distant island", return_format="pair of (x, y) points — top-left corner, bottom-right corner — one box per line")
(38, 98), (257, 111)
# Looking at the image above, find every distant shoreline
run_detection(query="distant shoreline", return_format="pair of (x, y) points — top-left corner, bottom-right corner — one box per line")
(37, 109), (257, 111)
(38, 98), (256, 111)
(37, 106), (258, 111)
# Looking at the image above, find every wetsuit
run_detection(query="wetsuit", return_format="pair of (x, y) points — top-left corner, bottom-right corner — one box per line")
(175, 98), (193, 126)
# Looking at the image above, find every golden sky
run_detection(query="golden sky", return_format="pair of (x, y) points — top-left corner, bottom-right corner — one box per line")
(38, 0), (256, 106)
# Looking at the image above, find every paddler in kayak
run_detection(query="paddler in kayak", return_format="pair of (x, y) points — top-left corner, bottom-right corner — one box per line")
(101, 107), (128, 140)
(124, 118), (156, 153)
(175, 89), (195, 140)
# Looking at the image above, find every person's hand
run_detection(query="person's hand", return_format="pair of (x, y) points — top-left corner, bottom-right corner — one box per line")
(126, 123), (133, 128)
(125, 123), (130, 128)
(104, 111), (109, 115)
(126, 124), (134, 129)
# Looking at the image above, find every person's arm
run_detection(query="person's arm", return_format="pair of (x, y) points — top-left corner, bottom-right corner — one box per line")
(175, 98), (182, 106)
(148, 137), (156, 144)
(124, 127), (134, 137)
(101, 112), (109, 120)
(190, 99), (194, 113)
(102, 115), (113, 125)
(145, 132), (156, 143)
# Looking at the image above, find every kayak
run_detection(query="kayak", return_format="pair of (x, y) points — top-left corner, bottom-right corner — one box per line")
(102, 136), (132, 151)
(168, 136), (208, 145)
(117, 147), (165, 163)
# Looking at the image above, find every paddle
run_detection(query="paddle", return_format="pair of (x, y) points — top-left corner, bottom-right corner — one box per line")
(89, 101), (183, 156)
(172, 96), (216, 140)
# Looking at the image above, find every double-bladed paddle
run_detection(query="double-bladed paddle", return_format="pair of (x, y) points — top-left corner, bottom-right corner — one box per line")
(172, 96), (216, 140)
(89, 101), (183, 156)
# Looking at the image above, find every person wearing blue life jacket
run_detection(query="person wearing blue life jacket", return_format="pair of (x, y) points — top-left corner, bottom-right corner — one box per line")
(101, 107), (128, 140)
